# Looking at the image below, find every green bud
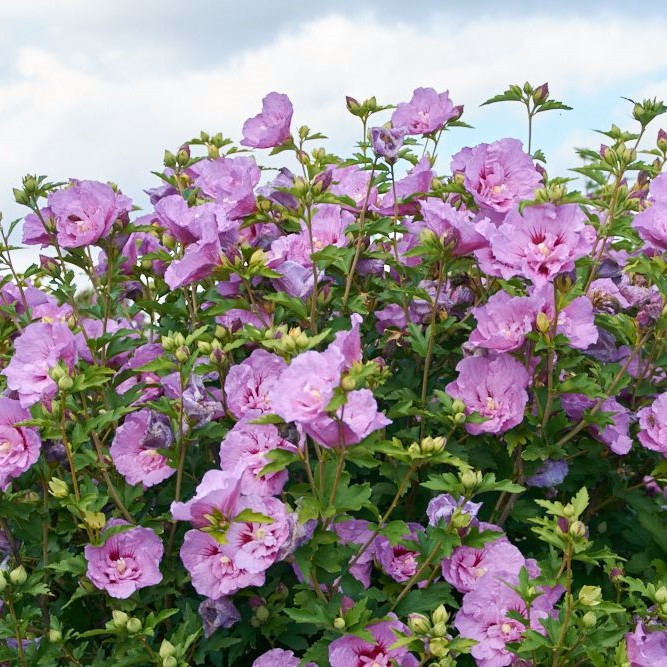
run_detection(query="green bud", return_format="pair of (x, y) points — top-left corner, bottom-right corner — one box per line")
(49, 365), (66, 381)
(214, 325), (227, 340)
(164, 150), (177, 169)
(161, 335), (175, 352)
(582, 611), (597, 628)
(197, 341), (212, 354)
(453, 412), (467, 424)
(112, 610), (129, 628)
(578, 585), (602, 607)
(460, 470), (482, 493)
(48, 478), (69, 498)
(523, 81), (533, 95)
(569, 521), (587, 539)
(13, 188), (30, 206)
(333, 616), (346, 630)
(655, 586), (667, 604)
(432, 621), (448, 637)
(126, 617), (142, 634)
(9, 565), (27, 585)
(48, 628), (62, 643)
(57, 375), (74, 391)
(174, 346), (190, 363)
(24, 176), (38, 194)
(661, 602), (667, 615)
(407, 613), (431, 635)
(162, 657), (178, 667)
(173, 333), (186, 348)
(451, 399), (465, 414)
(295, 332), (309, 349)
(429, 637), (449, 658)
(536, 311), (551, 334)
(562, 503), (576, 518)
(255, 605), (270, 622)
(341, 376), (356, 392)
(160, 640), (176, 659)
(250, 617), (261, 628)
(0, 572), (6, 592)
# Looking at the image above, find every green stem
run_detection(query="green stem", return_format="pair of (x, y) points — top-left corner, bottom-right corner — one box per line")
(390, 538), (444, 612)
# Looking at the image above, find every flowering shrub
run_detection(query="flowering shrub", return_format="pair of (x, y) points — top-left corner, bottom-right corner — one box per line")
(0, 81), (666, 667)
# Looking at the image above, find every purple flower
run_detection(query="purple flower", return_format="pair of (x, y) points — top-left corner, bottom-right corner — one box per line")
(304, 389), (390, 448)
(224, 349), (286, 420)
(392, 87), (457, 135)
(269, 348), (344, 424)
(253, 648), (315, 667)
(561, 394), (632, 455)
(307, 204), (354, 252)
(48, 180), (132, 248)
(633, 173), (667, 252)
(333, 519), (376, 588)
(375, 524), (423, 583)
(84, 520), (163, 599)
(110, 409), (175, 488)
(225, 496), (291, 573)
(370, 126), (405, 163)
(637, 394), (667, 456)
(626, 621), (667, 667)
(446, 354), (530, 435)
(3, 322), (78, 408)
(191, 156), (260, 219)
(525, 460), (568, 488)
(329, 314), (363, 369)
(180, 530), (265, 598)
(476, 204), (594, 285)
(329, 619), (418, 667)
(451, 138), (541, 220)
(468, 291), (538, 352)
(427, 493), (483, 526)
(330, 165), (378, 209)
(376, 156), (433, 215)
(418, 198), (488, 256)
(219, 422), (295, 496)
(455, 571), (563, 667)
(198, 597), (241, 638)
(22, 207), (53, 246)
(442, 537), (528, 593)
(163, 372), (223, 426)
(164, 222), (223, 290)
(241, 92), (293, 149)
(0, 398), (41, 490)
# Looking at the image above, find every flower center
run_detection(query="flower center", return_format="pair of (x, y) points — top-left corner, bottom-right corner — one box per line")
(0, 439), (11, 453)
(501, 622), (513, 635)
(537, 242), (551, 256)
(219, 556), (231, 566)
(115, 558), (126, 574)
(486, 397), (497, 412)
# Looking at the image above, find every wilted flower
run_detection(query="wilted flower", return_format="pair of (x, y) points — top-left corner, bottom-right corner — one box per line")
(392, 87), (457, 135)
(370, 126), (405, 163)
(241, 92), (293, 149)
(198, 597), (241, 637)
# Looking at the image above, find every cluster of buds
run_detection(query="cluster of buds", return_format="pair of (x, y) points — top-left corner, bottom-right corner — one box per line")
(408, 605), (453, 660)
(459, 469), (483, 495)
(49, 364), (74, 392)
(162, 332), (190, 363)
(160, 640), (178, 667)
(261, 325), (311, 357)
(601, 142), (636, 173)
(0, 565), (28, 592)
(407, 436), (446, 459)
(111, 610), (142, 634)
(451, 399), (466, 425)
(534, 182), (567, 204)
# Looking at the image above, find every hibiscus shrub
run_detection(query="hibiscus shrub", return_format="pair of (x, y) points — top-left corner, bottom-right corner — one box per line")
(0, 83), (666, 667)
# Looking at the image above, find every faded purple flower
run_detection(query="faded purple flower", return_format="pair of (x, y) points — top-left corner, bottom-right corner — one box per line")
(392, 87), (457, 135)
(525, 460), (569, 488)
(370, 126), (405, 162)
(84, 520), (163, 599)
(0, 398), (41, 490)
(633, 173), (667, 252)
(241, 92), (293, 149)
(375, 524), (423, 583)
(253, 648), (315, 667)
(198, 597), (241, 638)
(626, 621), (667, 667)
(427, 493), (482, 527)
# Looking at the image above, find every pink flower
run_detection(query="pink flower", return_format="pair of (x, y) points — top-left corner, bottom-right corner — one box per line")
(84, 520), (163, 599)
(333, 520), (376, 588)
(253, 648), (315, 667)
(329, 619), (418, 667)
(191, 156), (260, 219)
(329, 314), (363, 369)
(110, 409), (175, 488)
(241, 92), (293, 149)
(468, 291), (538, 352)
(224, 349), (286, 420)
(418, 198), (488, 256)
(392, 87), (457, 135)
(476, 204), (594, 285)
(451, 138), (541, 220)
(49, 180), (132, 248)
(268, 348), (344, 424)
(304, 389), (390, 448)
(305, 204), (354, 253)
(3, 322), (78, 408)
(442, 538), (528, 593)
(427, 494), (482, 526)
(375, 157), (434, 215)
(455, 571), (563, 667)
(626, 621), (667, 667)
(561, 394), (632, 455)
(375, 524), (423, 583)
(225, 496), (291, 573)
(0, 398), (41, 490)
(446, 354), (529, 435)
(219, 422), (294, 496)
(633, 173), (667, 252)
(637, 393), (667, 456)
(180, 530), (264, 598)
(330, 165), (378, 209)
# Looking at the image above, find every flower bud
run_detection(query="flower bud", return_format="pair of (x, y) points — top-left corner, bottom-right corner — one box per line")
(432, 604), (450, 626)
(578, 585), (602, 607)
(451, 399), (465, 414)
(429, 637), (449, 658)
(83, 511), (106, 531)
(174, 346), (190, 363)
(163, 657), (178, 667)
(49, 478), (69, 498)
(346, 96), (361, 114)
(197, 341), (212, 354)
(460, 470), (482, 493)
(453, 412), (466, 424)
(126, 617), (142, 634)
(341, 376), (356, 392)
(658, 129), (667, 152)
(164, 150), (177, 168)
(48, 628), (62, 643)
(536, 311), (551, 334)
(562, 503), (575, 518)
(408, 613), (431, 635)
(655, 587), (667, 604)
(58, 375), (74, 391)
(255, 605), (270, 622)
(0, 572), (6, 592)
(160, 640), (176, 659)
(432, 621), (448, 637)
(161, 335), (175, 352)
(9, 565), (27, 585)
(532, 82), (549, 104)
(569, 521), (587, 539)
(295, 332), (309, 349)
(333, 617), (346, 630)
(582, 611), (596, 628)
(112, 610), (129, 628)
(661, 602), (667, 615)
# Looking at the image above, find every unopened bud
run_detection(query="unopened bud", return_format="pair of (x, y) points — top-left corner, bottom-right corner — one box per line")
(197, 341), (212, 354)
(174, 346), (189, 363)
(460, 470), (481, 493)
(159, 640), (176, 659)
(429, 637), (449, 658)
(408, 613), (431, 635)
(563, 503), (576, 518)
(451, 399), (465, 414)
(432, 621), (448, 637)
(578, 585), (602, 607)
(453, 412), (466, 424)
(126, 617), (142, 634)
(163, 658), (177, 667)
(48, 628), (62, 643)
(49, 478), (69, 498)
(657, 129), (667, 152)
(0, 572), (6, 592)
(536, 311), (551, 334)
(214, 325), (227, 340)
(432, 605), (450, 626)
(112, 610), (129, 628)
(341, 376), (356, 392)
(164, 150), (177, 168)
(9, 565), (27, 585)
(57, 375), (74, 391)
(295, 332), (309, 349)
(333, 617), (346, 630)
(582, 611), (596, 628)
(569, 521), (587, 539)
(255, 605), (270, 622)
(655, 587), (667, 604)
(84, 511), (106, 531)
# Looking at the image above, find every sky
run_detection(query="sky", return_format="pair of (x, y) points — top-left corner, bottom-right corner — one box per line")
(1, 1), (667, 268)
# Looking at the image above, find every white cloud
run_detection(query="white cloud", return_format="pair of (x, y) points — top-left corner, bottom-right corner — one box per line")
(1, 11), (667, 269)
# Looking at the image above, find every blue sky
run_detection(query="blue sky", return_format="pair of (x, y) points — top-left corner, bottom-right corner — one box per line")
(1, 1), (666, 267)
